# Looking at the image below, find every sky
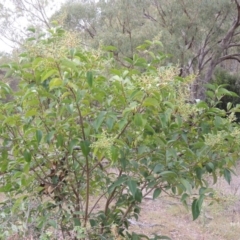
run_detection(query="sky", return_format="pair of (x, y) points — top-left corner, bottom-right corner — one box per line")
(0, 0), (67, 53)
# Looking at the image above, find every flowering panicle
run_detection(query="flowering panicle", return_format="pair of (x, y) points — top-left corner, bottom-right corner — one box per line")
(134, 66), (180, 93)
(204, 130), (228, 148)
(158, 66), (180, 86)
(204, 127), (240, 148)
(24, 31), (80, 67)
(174, 76), (198, 121)
(227, 112), (237, 123)
(91, 130), (116, 158)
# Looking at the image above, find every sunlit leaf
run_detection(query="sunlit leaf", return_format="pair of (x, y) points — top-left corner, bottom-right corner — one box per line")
(41, 69), (57, 82)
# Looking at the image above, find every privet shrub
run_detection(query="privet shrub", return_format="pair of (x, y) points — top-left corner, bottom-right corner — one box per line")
(0, 27), (240, 239)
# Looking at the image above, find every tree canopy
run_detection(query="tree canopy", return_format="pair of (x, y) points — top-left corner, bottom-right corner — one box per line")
(53, 0), (240, 99)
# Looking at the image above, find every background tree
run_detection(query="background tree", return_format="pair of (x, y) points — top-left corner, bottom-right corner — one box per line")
(54, 0), (240, 99)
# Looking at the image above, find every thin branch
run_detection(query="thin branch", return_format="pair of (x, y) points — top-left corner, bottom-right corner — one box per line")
(218, 54), (240, 63)
(228, 43), (240, 48)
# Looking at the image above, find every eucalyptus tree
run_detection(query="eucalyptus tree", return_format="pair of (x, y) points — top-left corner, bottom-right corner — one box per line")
(150, 0), (240, 99)
(55, 0), (240, 99)
(53, 0), (158, 60)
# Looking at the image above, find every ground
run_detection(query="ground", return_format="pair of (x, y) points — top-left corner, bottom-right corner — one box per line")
(5, 164), (240, 240)
(129, 165), (240, 240)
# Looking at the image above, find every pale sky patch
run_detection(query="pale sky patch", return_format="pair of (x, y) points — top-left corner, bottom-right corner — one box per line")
(0, 0), (67, 53)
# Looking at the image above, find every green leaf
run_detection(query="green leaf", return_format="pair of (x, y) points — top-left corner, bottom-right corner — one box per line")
(73, 218), (81, 227)
(0, 183), (12, 192)
(110, 146), (119, 162)
(93, 111), (106, 131)
(136, 43), (150, 51)
(131, 232), (141, 240)
(198, 194), (204, 209)
(150, 235), (171, 240)
(106, 116), (116, 130)
(1, 149), (8, 160)
(227, 102), (232, 111)
(36, 130), (42, 144)
(206, 162), (214, 173)
(12, 196), (27, 213)
(108, 175), (127, 193)
(159, 113), (167, 129)
(180, 178), (192, 194)
(89, 219), (97, 227)
(49, 78), (63, 90)
(4, 69), (14, 78)
(45, 131), (55, 144)
(87, 71), (93, 87)
(223, 168), (231, 184)
(143, 97), (159, 108)
(26, 109), (38, 117)
(159, 171), (177, 179)
(196, 101), (208, 109)
(102, 45), (118, 51)
(127, 179), (137, 196)
(195, 167), (203, 180)
(181, 193), (189, 209)
(41, 69), (57, 82)
(150, 234), (171, 240)
(192, 199), (200, 220)
(206, 90), (215, 99)
(69, 139), (79, 154)
(134, 189), (143, 202)
(80, 140), (90, 157)
(153, 188), (161, 199)
(134, 113), (143, 127)
(205, 83), (216, 91)
(181, 132), (188, 143)
(217, 87), (238, 97)
(153, 164), (164, 174)
(48, 219), (57, 228)
(212, 171), (217, 184)
(61, 59), (78, 71)
(158, 236), (171, 240)
(56, 134), (64, 148)
(24, 150), (31, 163)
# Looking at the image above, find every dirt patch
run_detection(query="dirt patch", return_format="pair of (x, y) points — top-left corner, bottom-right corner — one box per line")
(3, 165), (240, 239)
(129, 164), (240, 240)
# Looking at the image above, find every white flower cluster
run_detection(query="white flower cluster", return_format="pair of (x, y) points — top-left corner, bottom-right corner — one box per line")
(204, 130), (228, 147)
(134, 66), (180, 93)
(204, 127), (240, 148)
(91, 130), (116, 157)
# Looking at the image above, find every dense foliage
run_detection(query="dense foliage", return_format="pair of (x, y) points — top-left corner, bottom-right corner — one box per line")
(211, 68), (240, 114)
(0, 27), (240, 239)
